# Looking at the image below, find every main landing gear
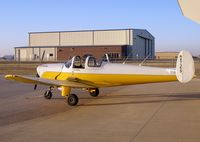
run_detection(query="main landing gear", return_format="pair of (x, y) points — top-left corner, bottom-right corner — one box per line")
(44, 87), (53, 99)
(67, 94), (79, 106)
(43, 87), (100, 106)
(43, 90), (78, 106)
(44, 90), (53, 99)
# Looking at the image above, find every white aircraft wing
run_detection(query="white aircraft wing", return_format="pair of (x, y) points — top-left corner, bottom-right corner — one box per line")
(5, 75), (96, 88)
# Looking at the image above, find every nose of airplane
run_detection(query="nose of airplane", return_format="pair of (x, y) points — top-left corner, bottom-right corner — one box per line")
(36, 63), (53, 77)
(34, 65), (45, 90)
(36, 63), (64, 78)
(36, 64), (45, 77)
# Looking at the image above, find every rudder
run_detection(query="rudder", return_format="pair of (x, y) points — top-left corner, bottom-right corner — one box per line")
(176, 50), (195, 83)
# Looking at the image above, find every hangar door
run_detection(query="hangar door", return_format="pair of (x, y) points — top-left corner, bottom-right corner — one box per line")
(145, 40), (149, 58)
(139, 36), (152, 58)
(138, 37), (146, 58)
(144, 39), (151, 58)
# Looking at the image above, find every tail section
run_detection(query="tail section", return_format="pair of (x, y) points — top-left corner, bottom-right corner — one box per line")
(176, 50), (195, 83)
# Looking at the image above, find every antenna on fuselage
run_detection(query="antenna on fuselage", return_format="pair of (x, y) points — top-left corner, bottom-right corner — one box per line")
(139, 53), (151, 66)
(105, 54), (110, 63)
(122, 51), (133, 64)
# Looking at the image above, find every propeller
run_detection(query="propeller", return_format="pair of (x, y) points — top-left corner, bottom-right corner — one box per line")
(34, 50), (45, 90)
(34, 73), (40, 90)
(34, 84), (37, 90)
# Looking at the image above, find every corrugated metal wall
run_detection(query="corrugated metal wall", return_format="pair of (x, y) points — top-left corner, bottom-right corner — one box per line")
(30, 33), (59, 46)
(29, 29), (133, 47)
(60, 31), (93, 46)
(94, 30), (130, 45)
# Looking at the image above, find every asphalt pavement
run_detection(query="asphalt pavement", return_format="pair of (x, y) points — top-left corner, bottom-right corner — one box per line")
(1, 75), (200, 142)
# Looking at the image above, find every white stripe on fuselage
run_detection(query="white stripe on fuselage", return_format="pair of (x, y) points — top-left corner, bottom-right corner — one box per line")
(37, 62), (176, 77)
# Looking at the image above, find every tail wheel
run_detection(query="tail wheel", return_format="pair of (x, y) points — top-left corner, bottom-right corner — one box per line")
(89, 88), (99, 97)
(44, 90), (52, 99)
(68, 94), (79, 106)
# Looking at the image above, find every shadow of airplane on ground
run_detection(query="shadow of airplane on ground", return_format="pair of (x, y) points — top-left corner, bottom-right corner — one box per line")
(78, 92), (200, 106)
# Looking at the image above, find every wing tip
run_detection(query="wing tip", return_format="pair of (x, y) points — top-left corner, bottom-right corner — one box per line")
(5, 75), (15, 79)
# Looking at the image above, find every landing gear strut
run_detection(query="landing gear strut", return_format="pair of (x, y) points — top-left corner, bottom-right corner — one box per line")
(44, 90), (52, 99)
(67, 94), (79, 106)
(89, 88), (99, 97)
(43, 86), (90, 106)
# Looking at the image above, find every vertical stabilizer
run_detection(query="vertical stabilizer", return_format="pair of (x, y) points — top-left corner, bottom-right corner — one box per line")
(176, 50), (195, 83)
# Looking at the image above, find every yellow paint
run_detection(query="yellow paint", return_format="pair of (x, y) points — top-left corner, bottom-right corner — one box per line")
(61, 86), (71, 96)
(5, 75), (37, 84)
(89, 88), (96, 93)
(42, 72), (62, 79)
(5, 75), (13, 78)
(41, 71), (177, 87)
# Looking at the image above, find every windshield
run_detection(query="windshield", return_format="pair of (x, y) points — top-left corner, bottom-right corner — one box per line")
(87, 56), (102, 67)
(65, 59), (72, 68)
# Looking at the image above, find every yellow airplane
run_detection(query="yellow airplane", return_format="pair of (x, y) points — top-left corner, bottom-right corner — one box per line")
(5, 50), (195, 106)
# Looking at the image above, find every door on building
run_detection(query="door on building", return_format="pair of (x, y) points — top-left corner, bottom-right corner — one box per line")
(20, 49), (27, 61)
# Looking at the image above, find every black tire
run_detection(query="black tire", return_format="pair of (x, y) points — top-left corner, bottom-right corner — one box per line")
(68, 94), (79, 106)
(89, 88), (99, 97)
(44, 90), (52, 99)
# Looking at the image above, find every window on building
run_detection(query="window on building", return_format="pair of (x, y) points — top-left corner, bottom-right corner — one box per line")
(107, 53), (120, 59)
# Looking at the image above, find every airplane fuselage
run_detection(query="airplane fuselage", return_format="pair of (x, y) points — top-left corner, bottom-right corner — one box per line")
(37, 62), (177, 87)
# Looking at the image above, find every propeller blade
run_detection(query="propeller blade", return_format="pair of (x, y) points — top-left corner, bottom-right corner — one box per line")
(34, 73), (40, 90)
(34, 84), (37, 90)
(36, 73), (40, 77)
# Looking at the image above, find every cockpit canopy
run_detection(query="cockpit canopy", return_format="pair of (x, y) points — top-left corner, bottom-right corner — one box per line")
(73, 56), (84, 68)
(87, 56), (97, 67)
(64, 55), (100, 69)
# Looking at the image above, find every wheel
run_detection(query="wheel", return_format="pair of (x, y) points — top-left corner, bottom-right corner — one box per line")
(89, 88), (99, 97)
(44, 90), (52, 99)
(67, 94), (79, 106)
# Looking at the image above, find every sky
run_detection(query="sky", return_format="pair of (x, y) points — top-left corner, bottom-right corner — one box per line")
(0, 0), (200, 57)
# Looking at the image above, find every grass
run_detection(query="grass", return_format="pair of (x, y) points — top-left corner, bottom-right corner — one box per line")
(0, 62), (39, 75)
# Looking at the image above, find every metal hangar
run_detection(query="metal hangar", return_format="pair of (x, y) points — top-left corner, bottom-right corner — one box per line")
(15, 29), (155, 61)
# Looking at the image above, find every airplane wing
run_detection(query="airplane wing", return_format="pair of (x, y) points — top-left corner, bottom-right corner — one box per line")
(5, 75), (96, 88)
